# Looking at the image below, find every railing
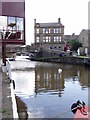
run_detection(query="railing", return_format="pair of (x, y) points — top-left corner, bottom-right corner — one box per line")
(0, 29), (24, 40)
(6, 59), (18, 119)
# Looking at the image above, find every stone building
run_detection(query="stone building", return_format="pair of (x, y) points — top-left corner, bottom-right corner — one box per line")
(88, 32), (90, 55)
(88, 2), (90, 55)
(78, 29), (90, 55)
(34, 18), (65, 51)
(64, 33), (79, 43)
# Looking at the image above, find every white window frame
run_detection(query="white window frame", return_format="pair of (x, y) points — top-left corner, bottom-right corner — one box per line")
(36, 29), (39, 34)
(46, 36), (48, 42)
(43, 36), (45, 42)
(48, 37), (51, 42)
(54, 28), (61, 33)
(43, 29), (45, 33)
(49, 29), (50, 33)
(36, 36), (39, 43)
(54, 36), (61, 42)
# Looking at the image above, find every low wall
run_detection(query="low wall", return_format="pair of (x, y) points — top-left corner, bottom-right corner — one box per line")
(31, 56), (85, 65)
(30, 48), (88, 65)
(48, 56), (84, 65)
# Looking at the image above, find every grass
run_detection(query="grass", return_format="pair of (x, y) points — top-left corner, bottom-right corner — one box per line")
(2, 108), (6, 113)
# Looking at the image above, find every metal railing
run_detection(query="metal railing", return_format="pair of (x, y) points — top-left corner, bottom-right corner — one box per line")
(6, 59), (18, 119)
(0, 29), (24, 40)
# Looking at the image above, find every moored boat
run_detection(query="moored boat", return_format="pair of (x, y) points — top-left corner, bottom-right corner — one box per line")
(83, 58), (90, 66)
(6, 58), (15, 61)
(71, 100), (90, 119)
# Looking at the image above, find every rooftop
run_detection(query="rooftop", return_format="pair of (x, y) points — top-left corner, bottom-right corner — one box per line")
(35, 18), (64, 28)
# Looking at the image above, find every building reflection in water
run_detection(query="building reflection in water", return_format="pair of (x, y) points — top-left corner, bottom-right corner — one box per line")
(35, 65), (65, 97)
(11, 61), (90, 118)
(77, 66), (89, 89)
(15, 96), (28, 120)
(34, 64), (89, 97)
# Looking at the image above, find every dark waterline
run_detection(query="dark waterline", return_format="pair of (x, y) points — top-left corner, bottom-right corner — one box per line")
(11, 60), (89, 119)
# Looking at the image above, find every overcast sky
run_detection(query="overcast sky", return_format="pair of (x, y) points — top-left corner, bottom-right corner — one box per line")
(25, 0), (89, 45)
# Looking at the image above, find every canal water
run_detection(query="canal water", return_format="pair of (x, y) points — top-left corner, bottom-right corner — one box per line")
(10, 59), (89, 119)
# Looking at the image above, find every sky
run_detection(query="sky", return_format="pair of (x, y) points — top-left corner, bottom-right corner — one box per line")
(25, 0), (89, 45)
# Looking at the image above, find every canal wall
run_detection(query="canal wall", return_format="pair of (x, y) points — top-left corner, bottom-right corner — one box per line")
(1, 60), (18, 119)
(31, 56), (85, 65)
(30, 47), (86, 65)
(1, 71), (13, 119)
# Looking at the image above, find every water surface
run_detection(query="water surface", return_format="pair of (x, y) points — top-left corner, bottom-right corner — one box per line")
(11, 59), (89, 118)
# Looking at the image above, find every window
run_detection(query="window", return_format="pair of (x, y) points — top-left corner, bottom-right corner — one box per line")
(45, 36), (51, 42)
(8, 17), (16, 30)
(54, 28), (61, 33)
(17, 18), (23, 30)
(5, 16), (24, 40)
(49, 29), (50, 33)
(59, 28), (61, 33)
(43, 36), (51, 43)
(56, 28), (59, 33)
(43, 29), (45, 33)
(54, 29), (55, 33)
(46, 36), (48, 42)
(17, 17), (24, 40)
(46, 28), (48, 34)
(36, 37), (39, 43)
(36, 29), (39, 34)
(54, 36), (61, 42)
(0, 16), (7, 30)
(43, 28), (50, 34)
(43, 36), (45, 42)
(59, 37), (61, 42)
(8, 17), (24, 40)
(0, 16), (7, 39)
(54, 36), (57, 42)
(48, 37), (51, 42)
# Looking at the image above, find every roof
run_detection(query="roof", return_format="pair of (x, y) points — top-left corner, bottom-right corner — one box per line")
(39, 22), (64, 27)
(80, 29), (90, 34)
(35, 22), (64, 28)
(35, 18), (64, 28)
(64, 35), (79, 41)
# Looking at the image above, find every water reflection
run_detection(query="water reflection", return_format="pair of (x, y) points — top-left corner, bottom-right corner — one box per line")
(35, 64), (64, 97)
(15, 96), (28, 119)
(34, 63), (89, 96)
(11, 60), (89, 118)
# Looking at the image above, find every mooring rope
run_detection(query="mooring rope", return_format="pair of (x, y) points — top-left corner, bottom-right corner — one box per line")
(53, 105), (80, 118)
(52, 103), (89, 118)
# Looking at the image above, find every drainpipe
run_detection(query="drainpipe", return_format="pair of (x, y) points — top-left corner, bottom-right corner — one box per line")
(2, 43), (6, 66)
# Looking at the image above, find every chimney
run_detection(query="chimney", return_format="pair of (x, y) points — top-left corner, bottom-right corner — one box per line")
(58, 18), (61, 23)
(34, 19), (36, 27)
(72, 33), (75, 36)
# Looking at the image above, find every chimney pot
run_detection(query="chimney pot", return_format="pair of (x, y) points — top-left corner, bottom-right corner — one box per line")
(58, 18), (61, 23)
(34, 19), (36, 26)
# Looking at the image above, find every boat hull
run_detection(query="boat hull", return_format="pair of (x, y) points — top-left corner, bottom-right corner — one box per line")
(74, 105), (90, 119)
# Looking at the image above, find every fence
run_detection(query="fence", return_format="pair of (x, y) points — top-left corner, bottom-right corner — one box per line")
(6, 59), (18, 118)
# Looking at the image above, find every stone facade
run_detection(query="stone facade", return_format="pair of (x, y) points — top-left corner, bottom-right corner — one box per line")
(88, 32), (90, 55)
(34, 18), (65, 51)
(78, 29), (90, 55)
(88, 2), (90, 55)
(0, 1), (2, 16)
(78, 29), (89, 48)
(64, 33), (79, 43)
